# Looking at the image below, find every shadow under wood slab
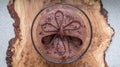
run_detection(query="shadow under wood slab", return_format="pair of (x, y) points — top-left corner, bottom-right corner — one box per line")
(6, 0), (114, 67)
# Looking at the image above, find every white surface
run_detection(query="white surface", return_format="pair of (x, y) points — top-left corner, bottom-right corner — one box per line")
(0, 0), (120, 67)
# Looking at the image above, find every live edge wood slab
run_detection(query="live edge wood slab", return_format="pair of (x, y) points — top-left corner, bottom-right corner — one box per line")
(6, 0), (114, 67)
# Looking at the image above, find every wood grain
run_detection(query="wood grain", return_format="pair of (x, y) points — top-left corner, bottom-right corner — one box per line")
(6, 0), (114, 67)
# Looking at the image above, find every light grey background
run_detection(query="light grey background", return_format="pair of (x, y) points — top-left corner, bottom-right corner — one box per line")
(102, 0), (120, 67)
(0, 0), (14, 67)
(0, 0), (120, 67)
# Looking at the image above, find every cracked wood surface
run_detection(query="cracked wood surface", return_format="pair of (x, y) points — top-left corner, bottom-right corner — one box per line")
(6, 0), (114, 67)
